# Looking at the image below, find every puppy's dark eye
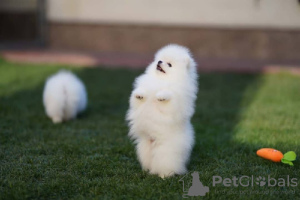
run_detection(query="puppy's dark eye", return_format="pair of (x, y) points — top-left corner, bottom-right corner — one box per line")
(158, 61), (162, 64)
(167, 63), (172, 67)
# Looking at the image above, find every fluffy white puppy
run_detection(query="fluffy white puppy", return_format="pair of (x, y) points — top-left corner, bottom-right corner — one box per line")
(126, 44), (198, 178)
(43, 70), (87, 123)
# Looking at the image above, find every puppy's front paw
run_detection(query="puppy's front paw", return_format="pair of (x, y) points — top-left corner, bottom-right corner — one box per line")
(133, 89), (146, 100)
(157, 98), (166, 102)
(135, 94), (144, 100)
(157, 96), (168, 101)
(156, 91), (171, 102)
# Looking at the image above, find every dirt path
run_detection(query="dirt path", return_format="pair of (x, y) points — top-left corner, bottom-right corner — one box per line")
(1, 49), (300, 75)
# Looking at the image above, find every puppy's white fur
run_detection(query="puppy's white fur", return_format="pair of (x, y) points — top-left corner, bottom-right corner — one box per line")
(126, 44), (198, 178)
(43, 70), (87, 123)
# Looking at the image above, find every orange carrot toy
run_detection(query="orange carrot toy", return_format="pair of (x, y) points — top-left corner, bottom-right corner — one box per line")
(257, 148), (296, 166)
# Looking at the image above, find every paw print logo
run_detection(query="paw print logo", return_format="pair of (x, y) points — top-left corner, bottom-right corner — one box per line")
(255, 176), (266, 186)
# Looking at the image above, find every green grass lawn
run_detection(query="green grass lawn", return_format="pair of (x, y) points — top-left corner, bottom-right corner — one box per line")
(0, 59), (299, 200)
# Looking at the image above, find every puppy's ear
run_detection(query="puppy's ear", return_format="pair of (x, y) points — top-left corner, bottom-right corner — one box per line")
(186, 56), (197, 70)
(184, 56), (191, 69)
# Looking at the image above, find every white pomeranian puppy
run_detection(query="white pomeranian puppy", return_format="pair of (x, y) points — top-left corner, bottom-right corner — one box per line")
(43, 70), (87, 123)
(126, 44), (198, 178)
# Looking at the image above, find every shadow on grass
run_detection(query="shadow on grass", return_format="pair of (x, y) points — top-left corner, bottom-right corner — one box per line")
(189, 73), (299, 200)
(190, 73), (262, 168)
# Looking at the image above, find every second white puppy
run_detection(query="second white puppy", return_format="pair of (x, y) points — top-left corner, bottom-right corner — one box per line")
(127, 44), (198, 178)
(43, 70), (87, 123)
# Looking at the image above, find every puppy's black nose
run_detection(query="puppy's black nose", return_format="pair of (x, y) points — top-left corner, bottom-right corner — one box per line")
(158, 61), (162, 65)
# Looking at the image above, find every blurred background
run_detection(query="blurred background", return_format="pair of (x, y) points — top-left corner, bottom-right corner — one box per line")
(1, 0), (300, 68)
